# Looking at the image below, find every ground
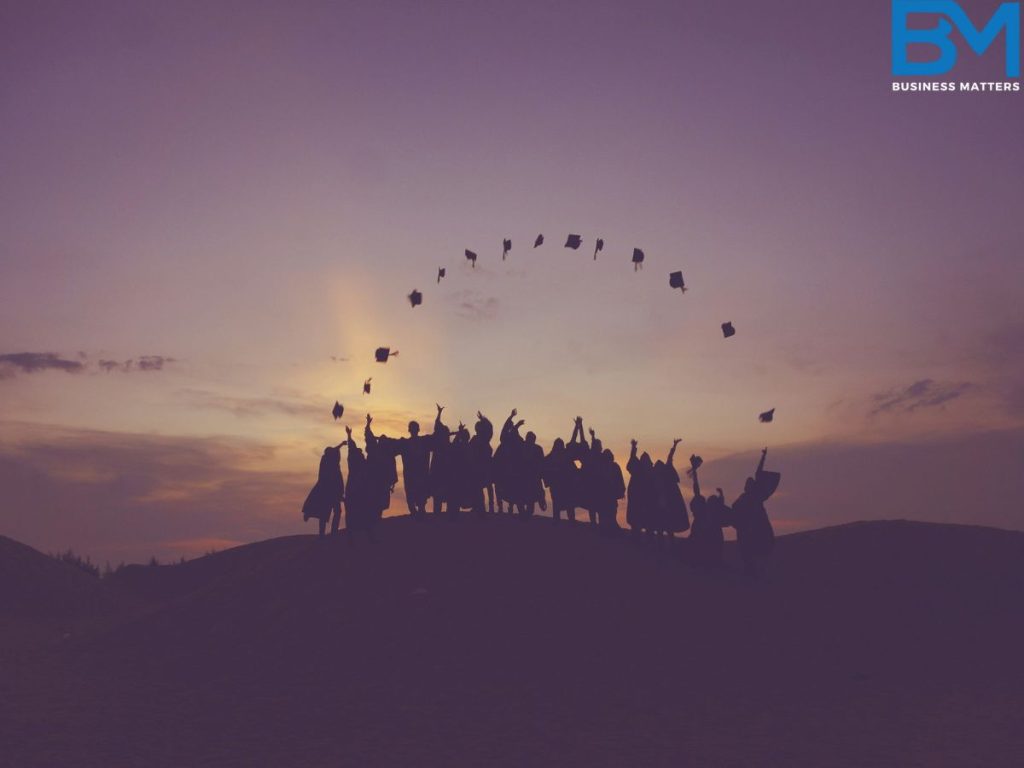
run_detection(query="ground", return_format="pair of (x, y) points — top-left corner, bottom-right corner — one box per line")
(2, 517), (1022, 767)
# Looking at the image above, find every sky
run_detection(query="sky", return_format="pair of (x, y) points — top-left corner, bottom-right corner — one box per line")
(1, 0), (1022, 564)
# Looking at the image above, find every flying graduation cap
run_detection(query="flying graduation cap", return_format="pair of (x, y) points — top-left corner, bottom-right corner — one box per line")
(669, 271), (687, 292)
(332, 401), (344, 420)
(465, 249), (478, 267)
(375, 347), (398, 363)
(408, 290), (422, 308)
(565, 234), (582, 250)
(534, 234), (544, 248)
(759, 408), (776, 423)
(593, 238), (604, 260)
(502, 239), (511, 260)
(721, 321), (736, 338)
(437, 267), (446, 284)
(632, 248), (645, 271)
(363, 378), (372, 395)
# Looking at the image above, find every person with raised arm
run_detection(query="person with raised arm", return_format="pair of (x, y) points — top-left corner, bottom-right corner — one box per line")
(626, 439), (655, 536)
(364, 414), (398, 523)
(447, 421), (474, 518)
(729, 447), (780, 577)
(343, 425), (374, 541)
(653, 438), (689, 540)
(494, 408), (525, 515)
(428, 403), (453, 516)
(575, 421), (603, 526)
(685, 454), (724, 566)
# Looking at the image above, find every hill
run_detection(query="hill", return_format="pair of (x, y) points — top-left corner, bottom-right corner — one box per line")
(1, 517), (1022, 767)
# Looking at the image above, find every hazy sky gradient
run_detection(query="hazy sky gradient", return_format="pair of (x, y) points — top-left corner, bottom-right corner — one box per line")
(2, 1), (1022, 561)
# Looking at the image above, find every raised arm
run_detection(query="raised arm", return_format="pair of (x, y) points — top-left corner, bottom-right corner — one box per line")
(345, 425), (359, 452)
(500, 408), (520, 441)
(756, 446), (767, 476)
(434, 403), (446, 432)
(364, 413), (377, 448)
(667, 438), (681, 468)
(691, 463), (701, 498)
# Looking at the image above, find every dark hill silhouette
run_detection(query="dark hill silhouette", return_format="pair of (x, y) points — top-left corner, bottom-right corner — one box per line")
(0, 535), (129, 652)
(2, 518), (1023, 767)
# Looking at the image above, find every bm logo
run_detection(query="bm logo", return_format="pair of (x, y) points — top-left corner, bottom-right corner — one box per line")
(892, 0), (1021, 76)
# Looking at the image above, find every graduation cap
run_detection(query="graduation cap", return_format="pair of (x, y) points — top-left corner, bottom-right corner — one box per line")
(502, 239), (511, 261)
(632, 248), (645, 271)
(437, 267), (446, 284)
(759, 408), (775, 423)
(534, 234), (544, 248)
(669, 271), (687, 292)
(363, 378), (372, 395)
(565, 234), (582, 250)
(465, 249), (478, 267)
(332, 401), (344, 420)
(593, 238), (604, 260)
(408, 290), (422, 308)
(721, 321), (736, 338)
(374, 347), (398, 363)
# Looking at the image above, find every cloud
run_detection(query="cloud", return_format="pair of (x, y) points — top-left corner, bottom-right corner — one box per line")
(1, 352), (175, 379)
(0, 352), (85, 379)
(98, 355), (176, 373)
(136, 355), (174, 371)
(868, 379), (972, 417)
(0, 423), (312, 565)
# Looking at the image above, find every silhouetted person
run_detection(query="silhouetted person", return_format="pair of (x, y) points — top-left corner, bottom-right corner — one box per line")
(343, 426), (376, 541)
(398, 420), (431, 518)
(518, 430), (547, 518)
(544, 436), (577, 523)
(653, 439), (688, 539)
(494, 409), (526, 514)
(428, 404), (453, 516)
(447, 422), (475, 518)
(626, 440), (655, 535)
(302, 443), (345, 536)
(469, 412), (495, 517)
(571, 419), (604, 526)
(364, 415), (398, 524)
(593, 448), (625, 533)
(730, 447), (779, 577)
(686, 455), (723, 566)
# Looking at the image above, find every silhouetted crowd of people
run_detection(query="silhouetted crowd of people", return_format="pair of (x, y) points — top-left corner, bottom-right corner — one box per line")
(303, 408), (780, 575)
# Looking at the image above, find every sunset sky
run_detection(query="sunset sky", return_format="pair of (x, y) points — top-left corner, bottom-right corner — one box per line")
(2, 1), (1022, 563)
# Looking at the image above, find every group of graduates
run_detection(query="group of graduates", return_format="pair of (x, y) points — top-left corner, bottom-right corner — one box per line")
(302, 407), (780, 575)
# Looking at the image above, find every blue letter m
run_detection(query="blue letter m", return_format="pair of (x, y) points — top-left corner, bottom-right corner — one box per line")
(892, 0), (1021, 77)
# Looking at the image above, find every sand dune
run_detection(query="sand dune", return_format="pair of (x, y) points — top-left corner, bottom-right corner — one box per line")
(1, 518), (1022, 767)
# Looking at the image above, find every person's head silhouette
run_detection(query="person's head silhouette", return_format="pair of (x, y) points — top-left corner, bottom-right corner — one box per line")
(408, 420), (420, 436)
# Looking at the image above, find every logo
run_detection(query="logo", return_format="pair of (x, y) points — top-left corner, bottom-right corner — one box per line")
(892, 1), (1020, 77)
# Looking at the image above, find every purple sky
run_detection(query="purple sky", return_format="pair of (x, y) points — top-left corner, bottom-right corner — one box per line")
(1, 1), (1022, 563)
